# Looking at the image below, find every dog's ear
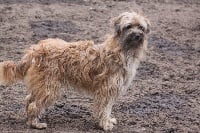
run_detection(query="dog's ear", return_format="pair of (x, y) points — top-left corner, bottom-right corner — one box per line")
(145, 18), (151, 34)
(112, 14), (124, 36)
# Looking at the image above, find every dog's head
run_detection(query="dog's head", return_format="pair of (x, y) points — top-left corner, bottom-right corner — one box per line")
(113, 12), (150, 50)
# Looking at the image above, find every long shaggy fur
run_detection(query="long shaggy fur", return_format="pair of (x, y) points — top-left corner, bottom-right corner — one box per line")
(0, 12), (150, 131)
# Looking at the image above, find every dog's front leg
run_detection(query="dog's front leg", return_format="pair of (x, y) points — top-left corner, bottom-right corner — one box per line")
(94, 93), (117, 131)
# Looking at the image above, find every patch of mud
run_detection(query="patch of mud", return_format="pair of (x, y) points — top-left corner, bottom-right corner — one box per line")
(137, 62), (161, 79)
(118, 92), (200, 132)
(30, 20), (80, 42)
(0, 0), (88, 5)
(119, 92), (187, 116)
(134, 0), (200, 4)
(42, 103), (101, 131)
(45, 103), (91, 120)
(192, 24), (200, 31)
(149, 36), (184, 56)
(149, 36), (196, 57)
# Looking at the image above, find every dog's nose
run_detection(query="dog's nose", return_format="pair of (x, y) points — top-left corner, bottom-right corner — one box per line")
(133, 33), (143, 41)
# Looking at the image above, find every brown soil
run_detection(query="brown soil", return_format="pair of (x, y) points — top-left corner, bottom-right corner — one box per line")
(0, 0), (199, 132)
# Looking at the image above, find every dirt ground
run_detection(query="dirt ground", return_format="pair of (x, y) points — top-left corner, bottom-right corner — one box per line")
(0, 0), (199, 132)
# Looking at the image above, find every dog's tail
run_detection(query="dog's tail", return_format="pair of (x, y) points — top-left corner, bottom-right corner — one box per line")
(0, 59), (30, 85)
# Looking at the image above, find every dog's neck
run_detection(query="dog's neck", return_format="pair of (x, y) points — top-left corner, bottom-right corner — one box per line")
(101, 35), (121, 52)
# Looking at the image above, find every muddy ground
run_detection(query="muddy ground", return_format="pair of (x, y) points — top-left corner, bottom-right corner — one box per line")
(0, 0), (199, 132)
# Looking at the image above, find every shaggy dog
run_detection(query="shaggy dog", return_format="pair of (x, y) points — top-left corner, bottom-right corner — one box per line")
(0, 12), (150, 131)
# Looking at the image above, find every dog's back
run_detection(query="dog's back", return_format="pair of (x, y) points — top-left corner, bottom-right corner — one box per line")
(0, 38), (110, 92)
(0, 38), (94, 85)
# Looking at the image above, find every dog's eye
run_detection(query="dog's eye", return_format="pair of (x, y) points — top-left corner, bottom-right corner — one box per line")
(138, 25), (145, 32)
(123, 24), (132, 30)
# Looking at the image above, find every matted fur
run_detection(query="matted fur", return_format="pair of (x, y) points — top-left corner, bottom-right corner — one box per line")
(0, 12), (150, 131)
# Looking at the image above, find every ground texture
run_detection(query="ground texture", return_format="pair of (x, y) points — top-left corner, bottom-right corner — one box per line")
(0, 0), (199, 132)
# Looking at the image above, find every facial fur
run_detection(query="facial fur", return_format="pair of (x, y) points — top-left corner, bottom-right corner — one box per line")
(113, 12), (150, 50)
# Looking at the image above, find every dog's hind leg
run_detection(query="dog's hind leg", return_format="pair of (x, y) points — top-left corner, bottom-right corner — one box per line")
(25, 94), (32, 115)
(26, 83), (61, 129)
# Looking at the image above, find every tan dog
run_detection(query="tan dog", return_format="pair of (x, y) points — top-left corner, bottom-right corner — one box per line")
(0, 12), (150, 131)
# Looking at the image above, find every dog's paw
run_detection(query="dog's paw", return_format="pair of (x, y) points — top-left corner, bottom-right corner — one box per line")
(27, 121), (47, 129)
(102, 120), (114, 131)
(34, 122), (47, 129)
(109, 117), (117, 125)
(100, 117), (117, 131)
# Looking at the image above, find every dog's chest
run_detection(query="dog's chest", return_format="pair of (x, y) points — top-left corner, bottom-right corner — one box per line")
(121, 59), (139, 92)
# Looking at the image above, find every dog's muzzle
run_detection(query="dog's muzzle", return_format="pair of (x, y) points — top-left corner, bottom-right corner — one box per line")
(130, 32), (144, 42)
(124, 32), (144, 45)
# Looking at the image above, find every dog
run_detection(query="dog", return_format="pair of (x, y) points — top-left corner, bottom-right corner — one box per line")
(0, 12), (150, 131)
